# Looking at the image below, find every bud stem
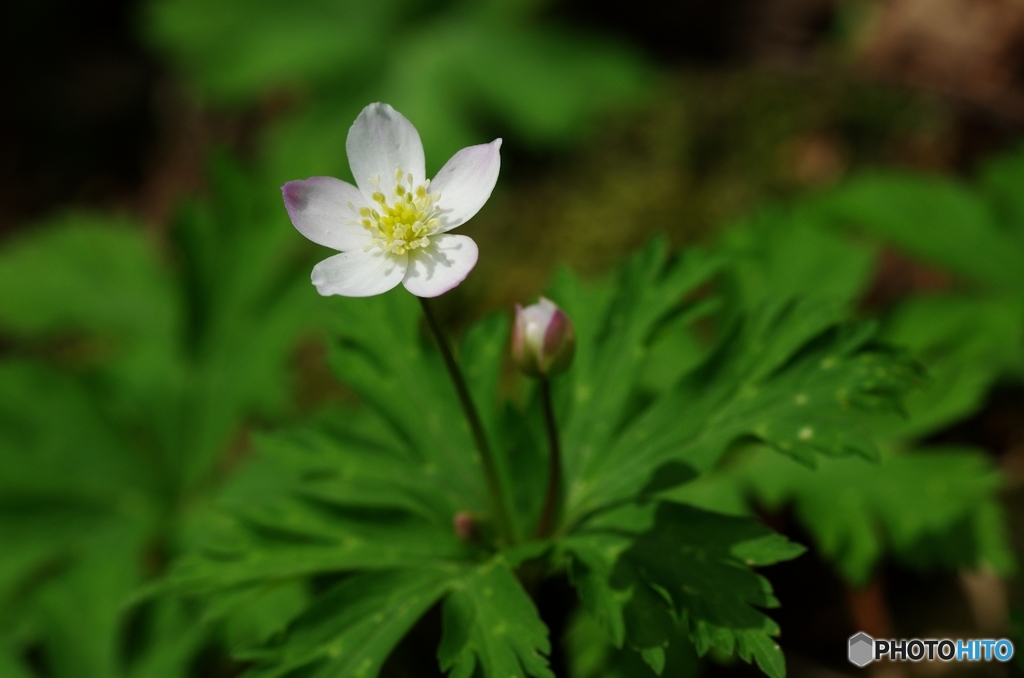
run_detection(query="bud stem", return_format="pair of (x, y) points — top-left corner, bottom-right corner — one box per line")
(419, 297), (516, 545)
(536, 378), (562, 539)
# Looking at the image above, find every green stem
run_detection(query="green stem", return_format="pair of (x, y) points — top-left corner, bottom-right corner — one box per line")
(419, 297), (515, 544)
(535, 378), (562, 539)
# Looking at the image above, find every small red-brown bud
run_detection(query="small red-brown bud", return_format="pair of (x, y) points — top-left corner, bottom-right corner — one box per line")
(453, 511), (476, 542)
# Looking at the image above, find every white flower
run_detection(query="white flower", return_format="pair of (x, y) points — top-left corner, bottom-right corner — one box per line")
(282, 103), (501, 297)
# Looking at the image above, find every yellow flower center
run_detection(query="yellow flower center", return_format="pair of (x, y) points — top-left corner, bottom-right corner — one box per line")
(352, 168), (442, 256)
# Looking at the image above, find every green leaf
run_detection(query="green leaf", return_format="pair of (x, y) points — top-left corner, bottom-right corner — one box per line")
(0, 362), (151, 500)
(0, 214), (176, 341)
(439, 558), (554, 678)
(253, 414), (461, 522)
(326, 291), (491, 519)
(880, 295), (1024, 437)
(979, 142), (1024, 247)
(462, 312), (552, 538)
(462, 311), (510, 455)
(564, 503), (802, 678)
(552, 240), (724, 489)
(817, 172), (1024, 293)
(169, 498), (467, 595)
(245, 569), (451, 678)
(34, 529), (147, 678)
(158, 157), (321, 489)
(563, 294), (916, 525)
(675, 445), (1014, 584)
(396, 22), (649, 152)
(144, 0), (401, 102)
(564, 608), (701, 678)
(123, 600), (211, 678)
(721, 206), (876, 309)
(0, 646), (33, 678)
(0, 363), (161, 678)
(166, 414), (473, 595)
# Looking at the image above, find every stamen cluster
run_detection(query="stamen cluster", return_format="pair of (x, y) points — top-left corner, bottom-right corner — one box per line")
(350, 168), (443, 256)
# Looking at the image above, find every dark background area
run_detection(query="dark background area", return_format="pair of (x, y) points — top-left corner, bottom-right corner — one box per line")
(5, 0), (1024, 234)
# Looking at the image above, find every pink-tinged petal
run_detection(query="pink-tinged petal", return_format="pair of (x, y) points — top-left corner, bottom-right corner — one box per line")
(346, 103), (426, 200)
(282, 177), (370, 251)
(311, 249), (408, 297)
(401, 234), (478, 297)
(542, 306), (571, 357)
(431, 139), (502, 232)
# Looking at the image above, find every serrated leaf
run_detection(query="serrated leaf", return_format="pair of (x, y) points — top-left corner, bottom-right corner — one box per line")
(678, 445), (1013, 584)
(245, 569), (451, 678)
(166, 416), (473, 595)
(326, 291), (492, 520)
(563, 293), (916, 525)
(563, 609), (701, 678)
(249, 417), (460, 523)
(564, 503), (802, 678)
(552, 240), (724, 486)
(169, 498), (468, 595)
(439, 558), (554, 678)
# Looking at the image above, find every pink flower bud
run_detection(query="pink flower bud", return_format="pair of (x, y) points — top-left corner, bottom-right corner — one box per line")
(512, 297), (575, 377)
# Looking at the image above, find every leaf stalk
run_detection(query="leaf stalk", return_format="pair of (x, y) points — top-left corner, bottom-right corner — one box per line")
(420, 297), (516, 545)
(536, 378), (562, 539)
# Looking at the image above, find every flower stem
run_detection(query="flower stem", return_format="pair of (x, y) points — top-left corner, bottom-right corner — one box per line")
(535, 378), (562, 539)
(419, 297), (515, 544)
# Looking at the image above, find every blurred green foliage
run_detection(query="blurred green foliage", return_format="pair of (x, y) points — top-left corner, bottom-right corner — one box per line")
(0, 159), (320, 677)
(143, 0), (651, 184)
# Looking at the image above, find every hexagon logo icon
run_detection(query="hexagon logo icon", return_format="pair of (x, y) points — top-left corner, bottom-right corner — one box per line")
(848, 632), (874, 667)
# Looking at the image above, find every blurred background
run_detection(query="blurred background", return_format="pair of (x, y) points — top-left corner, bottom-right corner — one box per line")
(2, 0), (1024, 676)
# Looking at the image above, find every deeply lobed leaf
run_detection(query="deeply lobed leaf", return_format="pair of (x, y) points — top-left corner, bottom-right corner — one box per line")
(439, 558), (554, 678)
(563, 503), (803, 678)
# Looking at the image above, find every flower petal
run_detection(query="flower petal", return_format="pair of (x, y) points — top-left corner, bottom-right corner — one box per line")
(346, 103), (426, 200)
(282, 177), (370, 251)
(431, 139), (501, 232)
(401, 234), (478, 297)
(311, 249), (408, 297)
